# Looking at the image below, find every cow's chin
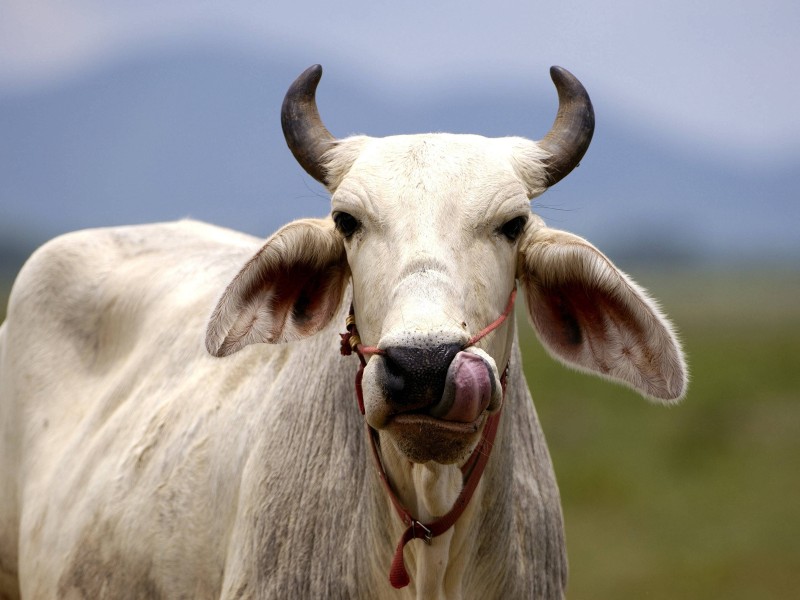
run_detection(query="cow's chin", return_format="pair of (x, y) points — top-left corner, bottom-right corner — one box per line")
(384, 412), (488, 465)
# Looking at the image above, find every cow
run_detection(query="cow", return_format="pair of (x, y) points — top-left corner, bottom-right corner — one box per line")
(0, 64), (687, 599)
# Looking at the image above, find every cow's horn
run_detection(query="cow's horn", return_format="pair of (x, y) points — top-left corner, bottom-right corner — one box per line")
(539, 66), (595, 187)
(281, 64), (336, 185)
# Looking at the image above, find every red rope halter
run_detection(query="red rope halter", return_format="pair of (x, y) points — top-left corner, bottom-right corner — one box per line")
(340, 287), (516, 588)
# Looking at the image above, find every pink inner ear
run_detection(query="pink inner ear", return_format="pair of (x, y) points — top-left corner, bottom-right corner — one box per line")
(530, 275), (655, 373)
(256, 262), (348, 342)
(533, 281), (609, 359)
(529, 277), (679, 395)
(519, 232), (687, 401)
(207, 218), (349, 355)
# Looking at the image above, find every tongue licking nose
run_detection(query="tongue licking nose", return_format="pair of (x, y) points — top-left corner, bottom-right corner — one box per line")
(429, 351), (494, 423)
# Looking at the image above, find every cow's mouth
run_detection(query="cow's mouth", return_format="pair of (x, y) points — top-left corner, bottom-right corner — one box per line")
(362, 345), (502, 463)
(382, 350), (499, 464)
(385, 412), (488, 464)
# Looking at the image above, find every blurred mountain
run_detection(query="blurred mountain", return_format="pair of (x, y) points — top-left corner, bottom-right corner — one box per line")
(1, 44), (798, 280)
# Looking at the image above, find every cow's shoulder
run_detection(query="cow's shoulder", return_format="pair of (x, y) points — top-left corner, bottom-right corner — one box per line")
(11, 220), (258, 302)
(7, 221), (258, 348)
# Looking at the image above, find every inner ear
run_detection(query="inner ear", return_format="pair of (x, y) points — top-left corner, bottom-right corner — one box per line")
(206, 219), (349, 357)
(518, 228), (688, 402)
(236, 260), (349, 341)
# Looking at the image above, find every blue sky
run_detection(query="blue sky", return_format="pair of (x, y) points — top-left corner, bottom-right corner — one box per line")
(1, 0), (798, 167)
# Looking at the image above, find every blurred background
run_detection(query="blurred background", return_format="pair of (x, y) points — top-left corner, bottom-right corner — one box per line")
(1, 1), (798, 597)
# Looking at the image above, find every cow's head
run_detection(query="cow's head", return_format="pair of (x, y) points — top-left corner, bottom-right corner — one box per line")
(206, 65), (687, 464)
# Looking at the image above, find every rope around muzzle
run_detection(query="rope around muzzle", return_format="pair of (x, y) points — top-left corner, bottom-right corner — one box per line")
(339, 287), (517, 588)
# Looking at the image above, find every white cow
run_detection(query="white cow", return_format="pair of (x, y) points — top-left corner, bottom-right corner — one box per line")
(0, 65), (687, 599)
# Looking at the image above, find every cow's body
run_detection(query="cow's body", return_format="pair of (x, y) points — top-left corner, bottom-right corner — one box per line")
(0, 221), (564, 599)
(1, 65), (687, 599)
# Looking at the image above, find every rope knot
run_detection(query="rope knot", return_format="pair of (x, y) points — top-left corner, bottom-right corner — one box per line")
(340, 313), (363, 356)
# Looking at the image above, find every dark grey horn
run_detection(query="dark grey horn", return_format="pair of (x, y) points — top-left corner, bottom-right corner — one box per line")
(281, 65), (336, 185)
(539, 66), (595, 187)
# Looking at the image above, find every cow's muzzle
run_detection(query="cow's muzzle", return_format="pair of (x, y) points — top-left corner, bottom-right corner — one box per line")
(379, 342), (499, 423)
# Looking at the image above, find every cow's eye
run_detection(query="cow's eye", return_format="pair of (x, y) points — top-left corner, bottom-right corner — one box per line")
(333, 212), (361, 238)
(498, 216), (527, 242)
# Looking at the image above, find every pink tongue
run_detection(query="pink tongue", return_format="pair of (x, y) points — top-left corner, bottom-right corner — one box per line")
(440, 352), (492, 423)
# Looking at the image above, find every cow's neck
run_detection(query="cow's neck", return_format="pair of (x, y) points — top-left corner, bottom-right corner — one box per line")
(377, 437), (485, 598)
(354, 336), (568, 598)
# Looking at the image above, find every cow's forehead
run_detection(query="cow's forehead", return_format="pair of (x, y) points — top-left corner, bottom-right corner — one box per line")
(327, 133), (541, 211)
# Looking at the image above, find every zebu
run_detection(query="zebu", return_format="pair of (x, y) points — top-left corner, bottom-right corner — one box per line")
(0, 65), (686, 599)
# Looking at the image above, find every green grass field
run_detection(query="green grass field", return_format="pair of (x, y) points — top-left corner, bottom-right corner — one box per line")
(1, 269), (798, 597)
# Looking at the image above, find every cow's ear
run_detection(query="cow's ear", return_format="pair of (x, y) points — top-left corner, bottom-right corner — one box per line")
(206, 218), (349, 357)
(517, 224), (687, 402)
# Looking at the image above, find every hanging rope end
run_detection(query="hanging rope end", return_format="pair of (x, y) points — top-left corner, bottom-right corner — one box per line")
(389, 542), (411, 589)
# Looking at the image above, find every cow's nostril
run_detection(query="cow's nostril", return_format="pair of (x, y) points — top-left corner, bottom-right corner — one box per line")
(382, 342), (463, 411)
